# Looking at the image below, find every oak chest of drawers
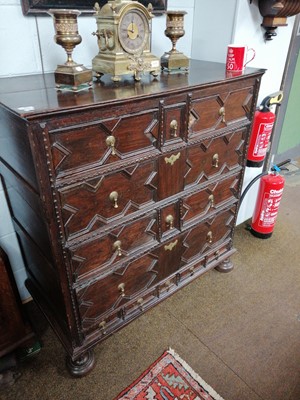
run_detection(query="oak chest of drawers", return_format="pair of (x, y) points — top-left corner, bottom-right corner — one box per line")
(0, 60), (264, 376)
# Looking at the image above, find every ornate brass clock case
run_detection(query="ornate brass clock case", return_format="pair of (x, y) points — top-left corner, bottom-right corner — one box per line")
(92, 0), (160, 81)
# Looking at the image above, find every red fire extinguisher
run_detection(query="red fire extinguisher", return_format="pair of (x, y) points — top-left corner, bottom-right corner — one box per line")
(250, 164), (285, 239)
(247, 91), (283, 168)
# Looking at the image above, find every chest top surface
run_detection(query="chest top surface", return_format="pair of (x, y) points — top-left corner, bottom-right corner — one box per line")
(0, 60), (265, 119)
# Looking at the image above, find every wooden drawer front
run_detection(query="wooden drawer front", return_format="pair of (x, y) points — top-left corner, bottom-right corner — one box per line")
(59, 161), (157, 239)
(182, 207), (236, 263)
(180, 242), (232, 282)
(76, 254), (159, 322)
(49, 110), (159, 176)
(185, 128), (246, 187)
(189, 86), (253, 137)
(76, 234), (187, 323)
(81, 288), (157, 335)
(69, 213), (158, 281)
(181, 174), (240, 226)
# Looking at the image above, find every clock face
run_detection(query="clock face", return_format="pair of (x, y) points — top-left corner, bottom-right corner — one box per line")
(118, 9), (149, 55)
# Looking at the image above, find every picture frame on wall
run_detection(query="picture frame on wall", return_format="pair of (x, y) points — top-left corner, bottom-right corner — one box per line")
(21, 0), (168, 15)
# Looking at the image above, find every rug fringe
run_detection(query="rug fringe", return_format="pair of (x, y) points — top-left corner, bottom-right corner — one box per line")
(167, 348), (225, 400)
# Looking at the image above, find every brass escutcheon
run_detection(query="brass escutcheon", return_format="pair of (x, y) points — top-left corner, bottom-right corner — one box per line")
(109, 191), (119, 208)
(165, 214), (174, 229)
(106, 135), (116, 155)
(113, 240), (122, 256)
(170, 119), (178, 137)
(165, 152), (181, 166)
(164, 239), (178, 251)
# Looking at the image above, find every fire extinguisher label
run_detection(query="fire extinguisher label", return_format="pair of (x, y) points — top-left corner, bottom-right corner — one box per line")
(254, 122), (273, 157)
(259, 188), (284, 227)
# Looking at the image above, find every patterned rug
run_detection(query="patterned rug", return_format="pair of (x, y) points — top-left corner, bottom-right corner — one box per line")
(114, 349), (225, 400)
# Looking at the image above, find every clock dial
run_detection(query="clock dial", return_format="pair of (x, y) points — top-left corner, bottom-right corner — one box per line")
(118, 9), (149, 54)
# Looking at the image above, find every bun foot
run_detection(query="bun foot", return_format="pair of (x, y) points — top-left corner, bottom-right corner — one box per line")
(215, 258), (234, 273)
(66, 350), (95, 377)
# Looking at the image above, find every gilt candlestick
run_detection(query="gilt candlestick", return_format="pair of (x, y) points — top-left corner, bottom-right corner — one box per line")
(48, 9), (93, 90)
(161, 11), (189, 72)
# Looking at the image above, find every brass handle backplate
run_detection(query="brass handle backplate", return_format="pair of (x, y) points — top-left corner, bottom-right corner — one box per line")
(109, 191), (119, 208)
(170, 119), (178, 137)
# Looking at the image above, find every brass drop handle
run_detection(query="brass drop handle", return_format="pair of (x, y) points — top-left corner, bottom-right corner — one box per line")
(113, 240), (122, 256)
(106, 135), (116, 155)
(170, 119), (178, 137)
(109, 191), (119, 208)
(99, 321), (107, 335)
(207, 231), (213, 244)
(208, 194), (215, 208)
(212, 153), (219, 168)
(118, 282), (125, 297)
(165, 214), (174, 230)
(189, 266), (195, 276)
(219, 106), (226, 123)
(137, 298), (144, 311)
(215, 250), (220, 259)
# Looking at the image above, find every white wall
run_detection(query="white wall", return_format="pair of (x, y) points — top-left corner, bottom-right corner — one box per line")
(191, 0), (295, 224)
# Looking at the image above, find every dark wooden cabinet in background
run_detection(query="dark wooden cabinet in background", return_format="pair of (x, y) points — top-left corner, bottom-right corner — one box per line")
(0, 61), (264, 376)
(0, 248), (34, 358)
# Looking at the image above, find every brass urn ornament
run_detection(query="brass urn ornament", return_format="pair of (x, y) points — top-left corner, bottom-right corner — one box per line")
(92, 0), (161, 82)
(161, 11), (189, 72)
(48, 9), (93, 90)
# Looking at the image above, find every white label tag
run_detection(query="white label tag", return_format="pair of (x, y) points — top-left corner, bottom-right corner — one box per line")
(151, 60), (160, 68)
(17, 106), (35, 112)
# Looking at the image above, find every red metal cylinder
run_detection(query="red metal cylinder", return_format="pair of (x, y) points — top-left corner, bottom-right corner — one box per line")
(251, 172), (285, 238)
(247, 109), (276, 167)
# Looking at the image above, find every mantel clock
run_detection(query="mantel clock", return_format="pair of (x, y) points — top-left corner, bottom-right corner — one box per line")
(92, 0), (161, 81)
